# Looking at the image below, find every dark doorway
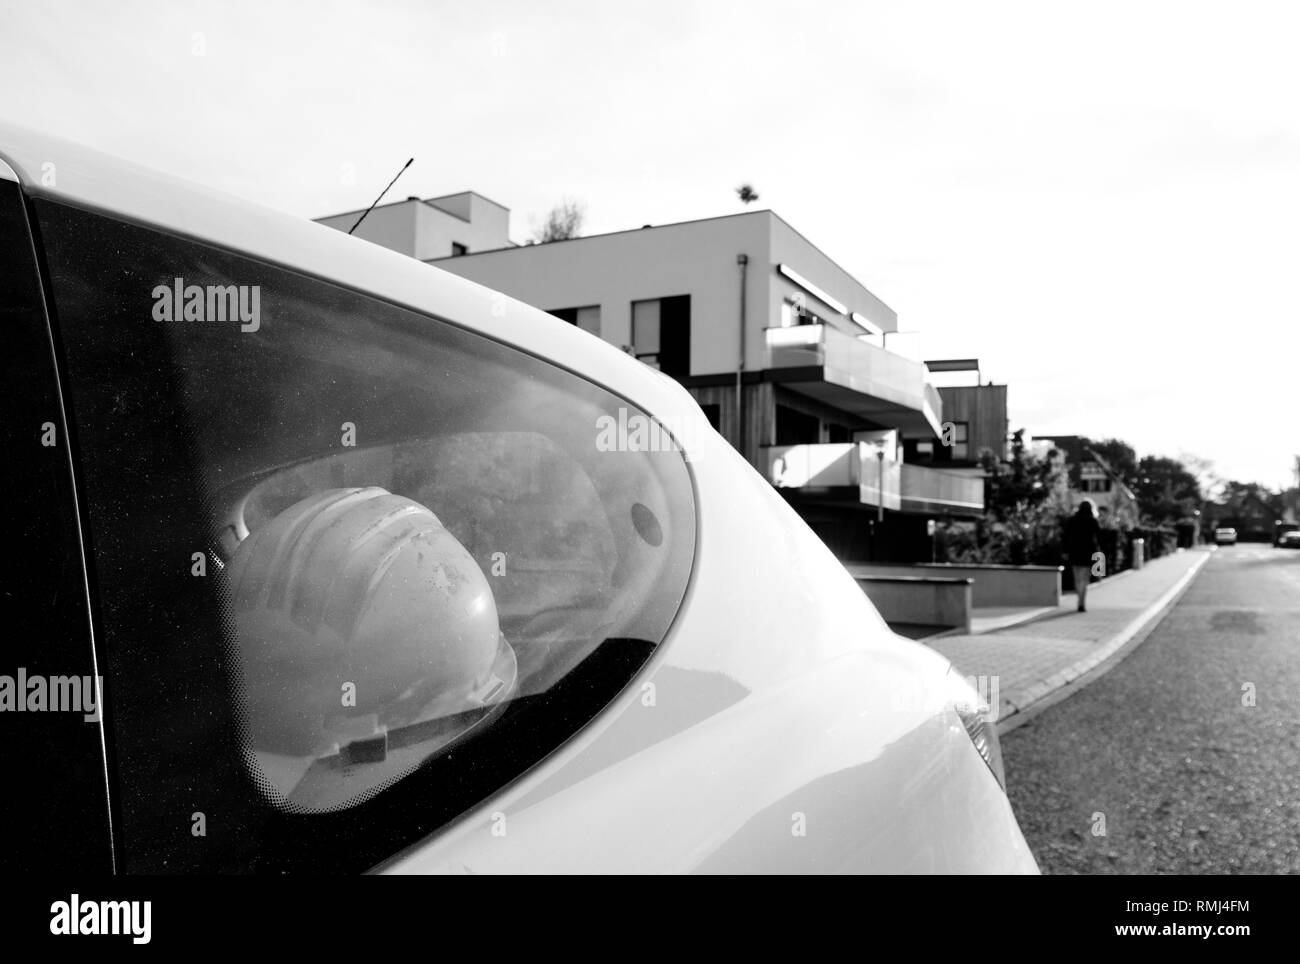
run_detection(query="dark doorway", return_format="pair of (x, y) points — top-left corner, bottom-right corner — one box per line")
(775, 404), (819, 445)
(656, 295), (691, 378)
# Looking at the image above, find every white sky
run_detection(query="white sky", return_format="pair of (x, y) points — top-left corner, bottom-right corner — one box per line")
(4, 0), (1297, 488)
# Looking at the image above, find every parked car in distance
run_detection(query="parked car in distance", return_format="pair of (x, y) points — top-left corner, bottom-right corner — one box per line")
(0, 121), (1038, 875)
(1214, 527), (1238, 546)
(1275, 522), (1300, 547)
(1277, 529), (1300, 550)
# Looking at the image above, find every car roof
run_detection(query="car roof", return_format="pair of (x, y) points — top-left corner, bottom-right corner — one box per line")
(0, 121), (699, 425)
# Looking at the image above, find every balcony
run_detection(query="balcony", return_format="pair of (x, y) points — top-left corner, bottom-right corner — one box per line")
(765, 441), (858, 489)
(899, 462), (984, 515)
(766, 443), (983, 515)
(765, 324), (942, 438)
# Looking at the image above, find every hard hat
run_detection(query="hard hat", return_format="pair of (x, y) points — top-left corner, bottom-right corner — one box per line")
(226, 486), (516, 758)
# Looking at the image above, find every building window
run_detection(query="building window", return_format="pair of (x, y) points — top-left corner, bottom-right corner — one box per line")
(1079, 463), (1112, 493)
(939, 421), (968, 461)
(632, 295), (690, 378)
(451, 242), (468, 257)
(782, 298), (828, 328)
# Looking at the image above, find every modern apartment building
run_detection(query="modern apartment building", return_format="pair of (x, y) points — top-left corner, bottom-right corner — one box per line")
(314, 191), (513, 261)
(315, 196), (985, 561)
(903, 359), (1008, 473)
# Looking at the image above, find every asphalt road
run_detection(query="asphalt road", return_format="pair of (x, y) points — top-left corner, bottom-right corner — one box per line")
(1003, 543), (1300, 874)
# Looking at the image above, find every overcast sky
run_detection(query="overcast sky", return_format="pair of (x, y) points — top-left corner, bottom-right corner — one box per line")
(3, 0), (1297, 489)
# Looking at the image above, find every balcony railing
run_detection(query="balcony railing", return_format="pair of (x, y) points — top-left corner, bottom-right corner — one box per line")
(924, 383), (941, 426)
(900, 462), (985, 513)
(765, 442), (983, 515)
(765, 324), (942, 437)
(766, 442), (859, 488)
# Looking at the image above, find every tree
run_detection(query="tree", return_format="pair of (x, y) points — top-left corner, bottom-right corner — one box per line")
(982, 430), (1070, 522)
(944, 429), (1071, 565)
(736, 183), (759, 205)
(1179, 452), (1224, 504)
(1212, 480), (1287, 541)
(1283, 493), (1300, 526)
(1135, 455), (1203, 524)
(531, 198), (585, 243)
(1219, 480), (1284, 516)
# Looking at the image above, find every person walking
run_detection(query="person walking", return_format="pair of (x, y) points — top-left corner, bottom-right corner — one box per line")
(1064, 499), (1102, 612)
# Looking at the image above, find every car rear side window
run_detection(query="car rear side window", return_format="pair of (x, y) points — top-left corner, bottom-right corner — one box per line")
(33, 196), (695, 873)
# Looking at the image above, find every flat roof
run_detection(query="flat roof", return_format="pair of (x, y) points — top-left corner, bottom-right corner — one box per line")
(925, 358), (980, 373)
(425, 208), (774, 260)
(316, 189), (509, 224)
(426, 190), (511, 212)
(424, 207), (898, 321)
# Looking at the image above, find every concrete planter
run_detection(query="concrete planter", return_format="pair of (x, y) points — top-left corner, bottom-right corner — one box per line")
(847, 562), (1062, 608)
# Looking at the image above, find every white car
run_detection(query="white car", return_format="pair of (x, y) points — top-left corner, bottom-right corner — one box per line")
(0, 123), (1036, 874)
(1215, 527), (1238, 546)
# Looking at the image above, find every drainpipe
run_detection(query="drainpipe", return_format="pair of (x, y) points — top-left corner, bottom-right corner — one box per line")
(877, 448), (886, 525)
(735, 253), (749, 456)
(874, 446), (886, 561)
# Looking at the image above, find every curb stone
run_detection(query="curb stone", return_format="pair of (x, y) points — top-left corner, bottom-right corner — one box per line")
(995, 550), (1212, 734)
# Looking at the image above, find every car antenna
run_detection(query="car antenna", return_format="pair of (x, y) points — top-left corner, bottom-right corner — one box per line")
(348, 157), (415, 234)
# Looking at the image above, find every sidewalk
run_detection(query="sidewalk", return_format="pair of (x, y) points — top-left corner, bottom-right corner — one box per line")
(969, 604), (1058, 634)
(928, 548), (1213, 730)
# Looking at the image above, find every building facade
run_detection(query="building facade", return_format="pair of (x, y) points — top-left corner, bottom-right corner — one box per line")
(903, 360), (1008, 473)
(315, 191), (513, 262)
(316, 199), (985, 561)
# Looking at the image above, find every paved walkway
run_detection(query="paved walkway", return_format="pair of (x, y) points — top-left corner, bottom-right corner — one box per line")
(969, 604), (1057, 634)
(929, 548), (1213, 728)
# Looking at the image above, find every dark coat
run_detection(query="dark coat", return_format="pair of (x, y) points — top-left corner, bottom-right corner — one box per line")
(1064, 512), (1102, 567)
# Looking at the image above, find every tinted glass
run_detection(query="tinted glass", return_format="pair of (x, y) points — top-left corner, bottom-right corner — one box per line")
(35, 197), (695, 872)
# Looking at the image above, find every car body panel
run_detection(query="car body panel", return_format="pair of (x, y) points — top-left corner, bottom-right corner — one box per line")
(0, 121), (1037, 874)
(384, 422), (1035, 873)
